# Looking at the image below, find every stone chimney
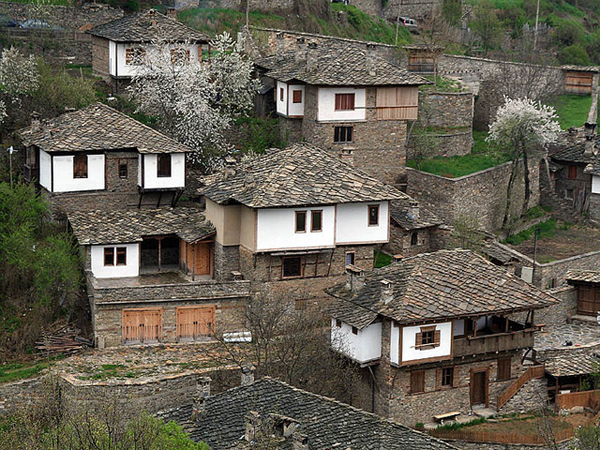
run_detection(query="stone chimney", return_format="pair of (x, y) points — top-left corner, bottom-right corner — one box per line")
(244, 410), (260, 443)
(148, 8), (157, 27)
(166, 7), (177, 19)
(406, 200), (420, 221)
(306, 42), (318, 72)
(380, 279), (393, 304)
(292, 433), (309, 450)
(241, 365), (255, 386)
(276, 32), (285, 61)
(30, 112), (41, 133)
(340, 147), (354, 166)
(366, 43), (376, 77)
(392, 254), (403, 263)
(190, 376), (211, 422)
(224, 156), (237, 178)
(345, 264), (365, 292)
(295, 37), (306, 63)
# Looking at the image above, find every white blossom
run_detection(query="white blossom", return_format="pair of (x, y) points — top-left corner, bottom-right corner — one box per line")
(129, 33), (261, 172)
(0, 47), (39, 101)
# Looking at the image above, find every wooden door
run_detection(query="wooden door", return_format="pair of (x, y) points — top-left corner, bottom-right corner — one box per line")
(177, 306), (215, 340)
(194, 243), (212, 276)
(470, 369), (489, 406)
(122, 308), (162, 344)
(577, 286), (600, 316)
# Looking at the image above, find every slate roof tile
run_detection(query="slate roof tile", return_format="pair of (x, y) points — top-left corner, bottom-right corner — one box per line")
(87, 10), (208, 43)
(327, 249), (559, 329)
(390, 198), (442, 230)
(19, 103), (192, 154)
(68, 207), (215, 245)
(543, 352), (600, 378)
(566, 270), (600, 284)
(201, 143), (409, 208)
(158, 377), (459, 449)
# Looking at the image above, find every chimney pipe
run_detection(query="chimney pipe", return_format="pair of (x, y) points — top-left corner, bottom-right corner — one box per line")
(366, 43), (376, 77)
(190, 376), (211, 422)
(166, 7), (177, 19)
(380, 279), (393, 304)
(406, 200), (420, 221)
(306, 42), (318, 71)
(241, 365), (255, 386)
(224, 156), (237, 178)
(276, 32), (285, 61)
(244, 411), (260, 443)
(295, 37), (306, 63)
(340, 147), (354, 166)
(30, 112), (41, 133)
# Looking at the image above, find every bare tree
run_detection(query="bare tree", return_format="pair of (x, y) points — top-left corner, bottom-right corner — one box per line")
(420, 8), (460, 89)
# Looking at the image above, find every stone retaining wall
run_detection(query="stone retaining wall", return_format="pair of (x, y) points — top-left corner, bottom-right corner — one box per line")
(499, 378), (548, 414)
(419, 92), (473, 129)
(0, 376), (46, 416)
(534, 250), (600, 289)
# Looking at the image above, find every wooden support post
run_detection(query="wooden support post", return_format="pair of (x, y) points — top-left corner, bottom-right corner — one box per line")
(326, 251), (334, 277)
(505, 317), (510, 333)
(268, 254), (272, 282)
(191, 243), (195, 282)
(314, 252), (319, 277)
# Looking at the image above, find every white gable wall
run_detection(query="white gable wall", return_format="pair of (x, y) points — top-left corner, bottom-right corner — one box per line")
(336, 201), (389, 244)
(53, 154), (105, 192)
(115, 42), (201, 78)
(109, 40), (117, 76)
(390, 322), (400, 365)
(317, 87), (366, 122)
(91, 243), (139, 278)
(142, 153), (185, 189)
(39, 149), (51, 191)
(276, 81), (288, 116)
(288, 85), (305, 117)
(256, 206), (335, 251)
(331, 319), (381, 363)
(400, 321), (453, 364)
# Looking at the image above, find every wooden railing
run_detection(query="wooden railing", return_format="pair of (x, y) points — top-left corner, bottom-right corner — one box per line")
(497, 365), (545, 411)
(430, 426), (572, 444)
(556, 389), (600, 411)
(454, 328), (536, 358)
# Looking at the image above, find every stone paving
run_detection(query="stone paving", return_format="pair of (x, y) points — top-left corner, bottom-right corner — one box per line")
(535, 321), (600, 352)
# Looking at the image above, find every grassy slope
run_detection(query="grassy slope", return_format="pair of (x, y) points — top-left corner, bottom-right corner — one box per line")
(547, 94), (597, 129)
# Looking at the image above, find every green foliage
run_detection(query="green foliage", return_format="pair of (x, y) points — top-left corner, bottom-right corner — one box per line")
(234, 117), (285, 154)
(442, 0), (463, 25)
(547, 94), (594, 130)
(419, 75), (464, 93)
(552, 17), (586, 47)
(0, 361), (50, 383)
(451, 214), (484, 251)
(470, 0), (502, 52)
(575, 423), (600, 450)
(374, 250), (392, 268)
(437, 417), (487, 430)
(502, 218), (570, 245)
(557, 43), (591, 65)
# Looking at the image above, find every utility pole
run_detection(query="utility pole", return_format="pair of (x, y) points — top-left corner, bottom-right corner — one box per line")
(531, 225), (539, 284)
(245, 0), (250, 30)
(7, 146), (15, 188)
(394, 0), (402, 46)
(533, 0), (540, 50)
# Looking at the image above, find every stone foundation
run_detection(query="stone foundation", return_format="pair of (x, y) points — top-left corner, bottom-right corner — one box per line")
(214, 242), (241, 282)
(499, 378), (548, 414)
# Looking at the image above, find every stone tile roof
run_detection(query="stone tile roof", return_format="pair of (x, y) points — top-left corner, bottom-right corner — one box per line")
(68, 207), (215, 245)
(256, 45), (428, 86)
(390, 199), (442, 231)
(159, 377), (459, 449)
(201, 143), (408, 208)
(87, 10), (208, 43)
(482, 241), (518, 265)
(19, 103), (192, 154)
(551, 137), (600, 164)
(327, 249), (559, 329)
(544, 352), (600, 377)
(566, 270), (600, 284)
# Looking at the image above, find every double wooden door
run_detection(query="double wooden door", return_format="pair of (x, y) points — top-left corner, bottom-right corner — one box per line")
(122, 308), (163, 344)
(177, 306), (215, 341)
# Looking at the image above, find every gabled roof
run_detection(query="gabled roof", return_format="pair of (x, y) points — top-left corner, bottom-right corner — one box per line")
(566, 270), (600, 284)
(201, 143), (408, 208)
(256, 45), (428, 86)
(87, 10), (208, 43)
(544, 351), (600, 378)
(158, 377), (459, 450)
(390, 199), (442, 231)
(68, 207), (215, 245)
(327, 249), (558, 329)
(19, 103), (192, 154)
(550, 137), (600, 165)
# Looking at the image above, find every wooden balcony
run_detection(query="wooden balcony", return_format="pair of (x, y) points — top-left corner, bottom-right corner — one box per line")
(454, 328), (537, 357)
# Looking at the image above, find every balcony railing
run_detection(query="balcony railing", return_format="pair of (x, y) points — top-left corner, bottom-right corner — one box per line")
(454, 328), (537, 357)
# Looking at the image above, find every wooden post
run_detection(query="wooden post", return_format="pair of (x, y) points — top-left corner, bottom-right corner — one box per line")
(505, 317), (510, 333)
(191, 243), (195, 282)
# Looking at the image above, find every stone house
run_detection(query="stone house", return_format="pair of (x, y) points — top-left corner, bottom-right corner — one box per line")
(87, 9), (208, 90)
(68, 207), (251, 348)
(255, 41), (428, 186)
(200, 143), (409, 303)
(20, 103), (190, 216)
(159, 377), (459, 449)
(327, 249), (558, 424)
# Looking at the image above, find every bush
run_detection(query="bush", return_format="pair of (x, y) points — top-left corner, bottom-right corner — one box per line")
(557, 44), (591, 65)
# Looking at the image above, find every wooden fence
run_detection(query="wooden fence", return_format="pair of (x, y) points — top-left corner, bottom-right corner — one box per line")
(430, 427), (572, 445)
(556, 389), (600, 411)
(497, 365), (545, 411)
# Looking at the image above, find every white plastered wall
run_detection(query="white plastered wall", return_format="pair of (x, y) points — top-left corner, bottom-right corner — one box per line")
(317, 87), (366, 122)
(142, 153), (185, 189)
(276, 81), (288, 116)
(336, 201), (389, 244)
(288, 84), (305, 117)
(592, 175), (600, 194)
(331, 319), (381, 363)
(109, 40), (117, 76)
(39, 149), (51, 190)
(53, 154), (105, 192)
(256, 206), (335, 251)
(400, 321), (452, 363)
(116, 42), (200, 78)
(390, 321), (400, 365)
(91, 243), (139, 278)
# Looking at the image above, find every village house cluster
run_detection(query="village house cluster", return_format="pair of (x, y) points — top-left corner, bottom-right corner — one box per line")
(13, 7), (600, 448)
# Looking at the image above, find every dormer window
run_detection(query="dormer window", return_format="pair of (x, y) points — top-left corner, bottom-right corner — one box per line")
(335, 93), (355, 111)
(157, 154), (171, 178)
(73, 154), (88, 178)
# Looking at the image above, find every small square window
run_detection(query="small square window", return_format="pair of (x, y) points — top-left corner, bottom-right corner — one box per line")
(280, 87), (284, 102)
(292, 90), (302, 103)
(295, 211), (307, 233)
(311, 210), (322, 232)
(335, 319), (342, 328)
(157, 154), (171, 178)
(282, 256), (302, 278)
(104, 247), (115, 266)
(421, 330), (435, 345)
(351, 326), (358, 335)
(345, 251), (355, 266)
(118, 160), (128, 178)
(441, 367), (454, 386)
(334, 126), (353, 143)
(368, 205), (379, 226)
(116, 247), (127, 266)
(335, 93), (355, 111)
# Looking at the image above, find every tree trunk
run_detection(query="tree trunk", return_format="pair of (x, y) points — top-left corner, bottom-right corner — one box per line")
(521, 150), (531, 218)
(502, 156), (519, 229)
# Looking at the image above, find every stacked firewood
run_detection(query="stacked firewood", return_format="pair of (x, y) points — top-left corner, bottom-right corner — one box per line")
(36, 326), (93, 355)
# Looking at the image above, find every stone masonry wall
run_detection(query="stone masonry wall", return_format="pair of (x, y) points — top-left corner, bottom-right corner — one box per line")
(0, 376), (46, 416)
(534, 250), (600, 289)
(389, 225), (435, 257)
(419, 92), (473, 129)
(214, 242), (241, 281)
(383, 0), (439, 20)
(511, 286), (577, 327)
(499, 378), (548, 414)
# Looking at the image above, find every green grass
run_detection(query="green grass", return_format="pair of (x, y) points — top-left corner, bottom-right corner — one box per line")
(419, 76), (465, 93)
(548, 94), (595, 130)
(0, 362), (50, 383)
(502, 218), (571, 246)
(7, 0), (69, 4)
(437, 417), (487, 430)
(374, 250), (392, 268)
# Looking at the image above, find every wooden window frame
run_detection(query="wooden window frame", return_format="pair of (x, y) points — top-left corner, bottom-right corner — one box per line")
(295, 211), (307, 233)
(411, 231), (418, 246)
(441, 367), (453, 387)
(118, 159), (128, 179)
(73, 154), (88, 179)
(104, 247), (115, 266)
(345, 251), (355, 266)
(368, 204), (380, 227)
(157, 154), (172, 178)
(282, 256), (303, 279)
(351, 326), (358, 335)
(116, 247), (127, 266)
(333, 126), (353, 143)
(280, 87), (284, 102)
(410, 370), (425, 394)
(292, 90), (302, 103)
(125, 47), (146, 66)
(497, 356), (512, 381)
(311, 210), (322, 232)
(335, 93), (355, 111)
(415, 325), (441, 350)
(568, 165), (578, 180)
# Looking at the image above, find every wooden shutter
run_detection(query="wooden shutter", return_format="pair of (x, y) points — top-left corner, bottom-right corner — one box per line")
(157, 154), (172, 177)
(497, 357), (511, 381)
(122, 308), (162, 344)
(177, 306), (215, 340)
(569, 165), (578, 179)
(452, 366), (459, 387)
(73, 154), (88, 178)
(292, 90), (302, 103)
(376, 87), (418, 120)
(335, 93), (355, 111)
(434, 330), (441, 347)
(411, 370), (425, 394)
(436, 368), (442, 389)
(415, 332), (422, 348)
